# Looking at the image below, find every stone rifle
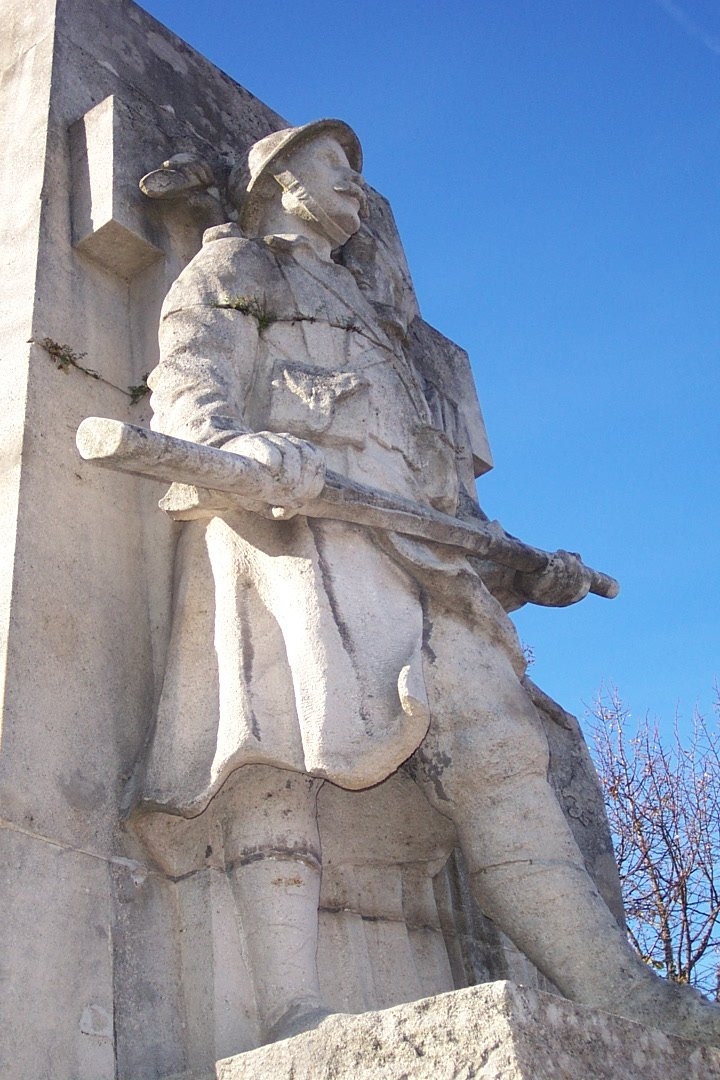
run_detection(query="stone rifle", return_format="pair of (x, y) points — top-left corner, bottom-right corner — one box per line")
(76, 417), (619, 600)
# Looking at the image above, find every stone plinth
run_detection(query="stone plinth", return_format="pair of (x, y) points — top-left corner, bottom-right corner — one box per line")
(215, 981), (720, 1080)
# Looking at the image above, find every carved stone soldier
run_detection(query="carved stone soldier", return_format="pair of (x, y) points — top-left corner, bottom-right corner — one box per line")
(133, 120), (720, 1046)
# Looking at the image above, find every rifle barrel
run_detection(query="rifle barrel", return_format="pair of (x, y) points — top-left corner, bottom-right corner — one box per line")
(76, 417), (619, 600)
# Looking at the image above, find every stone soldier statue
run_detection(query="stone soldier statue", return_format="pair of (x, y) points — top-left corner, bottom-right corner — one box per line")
(132, 119), (720, 1045)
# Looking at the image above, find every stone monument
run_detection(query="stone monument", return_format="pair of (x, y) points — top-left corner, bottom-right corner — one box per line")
(3, 2), (720, 1078)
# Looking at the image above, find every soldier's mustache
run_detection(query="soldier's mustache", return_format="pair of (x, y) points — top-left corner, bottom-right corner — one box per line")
(333, 181), (368, 216)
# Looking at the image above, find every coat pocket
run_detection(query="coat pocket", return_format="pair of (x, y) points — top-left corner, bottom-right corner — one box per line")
(267, 362), (369, 447)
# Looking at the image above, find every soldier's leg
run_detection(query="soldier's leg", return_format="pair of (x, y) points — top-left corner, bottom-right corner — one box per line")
(216, 765), (328, 1043)
(415, 608), (720, 1044)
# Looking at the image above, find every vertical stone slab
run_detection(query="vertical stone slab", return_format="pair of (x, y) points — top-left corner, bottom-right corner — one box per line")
(110, 864), (190, 1080)
(0, 0), (56, 741)
(0, 2), (287, 1076)
(0, 6), (122, 1076)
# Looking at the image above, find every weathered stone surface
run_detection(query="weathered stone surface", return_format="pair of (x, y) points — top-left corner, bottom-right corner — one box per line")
(215, 981), (720, 1080)
(0, 828), (116, 1079)
(125, 117), (613, 1053)
(5, 0), (717, 1075)
(528, 678), (627, 929)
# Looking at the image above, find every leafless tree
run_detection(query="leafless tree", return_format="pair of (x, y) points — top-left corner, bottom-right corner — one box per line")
(590, 688), (720, 999)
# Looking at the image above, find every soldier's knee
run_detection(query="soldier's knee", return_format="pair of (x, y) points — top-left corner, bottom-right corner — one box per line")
(478, 703), (551, 785)
(414, 695), (550, 811)
(216, 765), (322, 864)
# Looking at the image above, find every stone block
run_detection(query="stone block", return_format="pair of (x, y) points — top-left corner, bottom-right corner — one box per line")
(70, 95), (164, 278)
(0, 827), (115, 1080)
(407, 318), (493, 479)
(215, 981), (720, 1080)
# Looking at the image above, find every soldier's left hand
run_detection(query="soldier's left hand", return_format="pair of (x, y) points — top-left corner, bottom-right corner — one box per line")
(514, 549), (592, 607)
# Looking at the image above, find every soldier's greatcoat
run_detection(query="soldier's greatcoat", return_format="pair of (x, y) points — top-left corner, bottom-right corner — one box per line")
(139, 224), (524, 816)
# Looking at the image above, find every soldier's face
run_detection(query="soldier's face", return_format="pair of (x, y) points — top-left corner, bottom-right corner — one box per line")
(281, 135), (366, 242)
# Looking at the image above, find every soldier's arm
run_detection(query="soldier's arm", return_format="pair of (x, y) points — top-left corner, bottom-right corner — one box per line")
(149, 231), (265, 447)
(149, 230), (324, 509)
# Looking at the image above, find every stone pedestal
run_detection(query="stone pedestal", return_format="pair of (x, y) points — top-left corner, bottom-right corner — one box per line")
(215, 981), (720, 1080)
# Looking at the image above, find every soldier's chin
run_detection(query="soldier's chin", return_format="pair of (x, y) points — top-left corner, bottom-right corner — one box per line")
(328, 206), (361, 243)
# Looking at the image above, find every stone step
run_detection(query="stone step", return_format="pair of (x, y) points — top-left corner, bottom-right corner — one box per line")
(213, 981), (720, 1080)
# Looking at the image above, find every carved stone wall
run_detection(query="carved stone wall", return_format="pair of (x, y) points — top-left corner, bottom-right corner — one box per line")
(0, 3), (622, 1078)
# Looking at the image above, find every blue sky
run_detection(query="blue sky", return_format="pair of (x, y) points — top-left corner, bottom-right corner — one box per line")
(138, 0), (719, 733)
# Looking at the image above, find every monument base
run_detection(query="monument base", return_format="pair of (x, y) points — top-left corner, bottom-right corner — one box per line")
(214, 981), (720, 1080)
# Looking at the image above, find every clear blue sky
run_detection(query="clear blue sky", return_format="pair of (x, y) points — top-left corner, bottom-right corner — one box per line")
(138, 0), (719, 734)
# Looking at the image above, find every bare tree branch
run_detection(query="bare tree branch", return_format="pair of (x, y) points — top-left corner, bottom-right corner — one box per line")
(589, 689), (720, 997)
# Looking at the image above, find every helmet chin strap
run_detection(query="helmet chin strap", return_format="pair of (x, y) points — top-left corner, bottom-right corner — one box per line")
(274, 169), (352, 247)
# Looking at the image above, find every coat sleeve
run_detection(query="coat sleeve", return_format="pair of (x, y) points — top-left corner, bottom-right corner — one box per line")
(148, 234), (266, 448)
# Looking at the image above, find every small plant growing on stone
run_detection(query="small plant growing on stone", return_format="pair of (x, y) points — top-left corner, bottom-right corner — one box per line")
(34, 338), (151, 405)
(214, 295), (276, 332)
(128, 375), (150, 405)
(36, 337), (99, 378)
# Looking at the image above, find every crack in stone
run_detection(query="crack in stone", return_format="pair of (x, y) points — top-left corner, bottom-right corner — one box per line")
(0, 816), (152, 875)
(318, 904), (443, 934)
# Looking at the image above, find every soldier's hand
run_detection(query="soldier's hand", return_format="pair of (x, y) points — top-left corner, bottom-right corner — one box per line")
(514, 549), (592, 608)
(222, 431), (326, 515)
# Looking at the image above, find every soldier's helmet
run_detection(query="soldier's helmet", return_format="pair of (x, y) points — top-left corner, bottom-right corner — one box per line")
(230, 119), (362, 235)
